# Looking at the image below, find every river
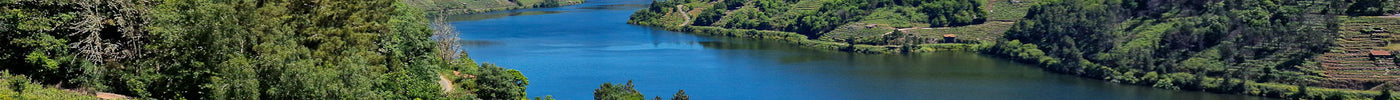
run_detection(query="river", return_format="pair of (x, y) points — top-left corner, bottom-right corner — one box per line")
(449, 0), (1274, 99)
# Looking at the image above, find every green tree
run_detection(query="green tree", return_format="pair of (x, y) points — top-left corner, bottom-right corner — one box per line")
(1297, 86), (1311, 99)
(595, 80), (645, 100)
(921, 0), (987, 27)
(672, 90), (690, 100)
(1379, 89), (1394, 100)
(693, 8), (726, 26)
(476, 64), (531, 100)
(1348, 0), (1397, 16)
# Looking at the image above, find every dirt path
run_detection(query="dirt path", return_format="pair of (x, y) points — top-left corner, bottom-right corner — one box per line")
(438, 75), (454, 93)
(95, 92), (130, 100)
(676, 5), (691, 26)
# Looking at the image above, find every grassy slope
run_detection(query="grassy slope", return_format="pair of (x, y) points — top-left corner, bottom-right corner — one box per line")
(0, 71), (101, 99)
(634, 0), (1037, 53)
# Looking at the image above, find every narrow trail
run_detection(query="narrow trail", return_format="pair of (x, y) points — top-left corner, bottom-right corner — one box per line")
(438, 75), (454, 93)
(676, 5), (691, 26)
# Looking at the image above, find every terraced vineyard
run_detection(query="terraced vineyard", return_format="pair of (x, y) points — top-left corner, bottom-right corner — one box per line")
(1322, 17), (1400, 80)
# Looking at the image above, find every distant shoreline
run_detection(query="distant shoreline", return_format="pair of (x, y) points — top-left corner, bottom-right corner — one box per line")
(423, 0), (586, 16)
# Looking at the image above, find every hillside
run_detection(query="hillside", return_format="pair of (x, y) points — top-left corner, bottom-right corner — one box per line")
(629, 0), (1040, 53)
(629, 0), (1400, 99)
(1, 0), (505, 99)
(0, 0), (702, 99)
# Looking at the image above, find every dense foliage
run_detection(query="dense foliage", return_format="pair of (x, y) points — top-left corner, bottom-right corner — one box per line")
(692, 8), (725, 26)
(0, 71), (100, 99)
(985, 0), (1385, 99)
(475, 64), (530, 100)
(593, 80), (688, 100)
(630, 0), (990, 36)
(0, 0), (625, 99)
(1000, 0), (1337, 85)
(921, 0), (987, 27)
(2, 0), (459, 99)
(1346, 0), (1398, 16)
(633, 0), (1400, 99)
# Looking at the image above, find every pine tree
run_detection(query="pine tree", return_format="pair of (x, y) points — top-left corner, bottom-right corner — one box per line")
(672, 90), (690, 100)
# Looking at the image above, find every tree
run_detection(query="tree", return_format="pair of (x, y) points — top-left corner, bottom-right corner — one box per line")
(1347, 0), (1397, 16)
(921, 0), (988, 27)
(672, 90), (690, 100)
(1379, 87), (1394, 100)
(693, 8), (726, 26)
(595, 80), (645, 100)
(535, 95), (558, 100)
(538, 0), (563, 7)
(477, 64), (531, 100)
(593, 80), (690, 100)
(1297, 86), (1311, 99)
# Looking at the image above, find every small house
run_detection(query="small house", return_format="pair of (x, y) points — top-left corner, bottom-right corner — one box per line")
(1371, 50), (1392, 57)
(942, 34), (958, 43)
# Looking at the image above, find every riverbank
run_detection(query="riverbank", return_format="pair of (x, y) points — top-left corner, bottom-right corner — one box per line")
(626, 0), (1400, 100)
(626, 0), (1018, 54)
(653, 25), (989, 54)
(407, 0), (587, 16)
(650, 14), (1400, 100)
(988, 41), (1391, 99)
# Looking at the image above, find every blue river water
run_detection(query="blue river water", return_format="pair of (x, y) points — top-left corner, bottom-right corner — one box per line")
(450, 0), (1274, 99)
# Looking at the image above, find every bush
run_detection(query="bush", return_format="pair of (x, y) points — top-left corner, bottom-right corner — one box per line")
(922, 0), (988, 27)
(693, 8), (726, 26)
(476, 64), (530, 100)
(593, 80), (689, 100)
(1347, 0), (1398, 16)
(0, 71), (100, 100)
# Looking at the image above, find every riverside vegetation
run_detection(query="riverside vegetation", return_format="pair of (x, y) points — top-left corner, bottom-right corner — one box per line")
(1, 0), (685, 99)
(629, 0), (1400, 99)
(406, 0), (588, 16)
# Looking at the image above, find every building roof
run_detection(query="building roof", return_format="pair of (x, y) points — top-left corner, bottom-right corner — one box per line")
(943, 34), (957, 38)
(1371, 50), (1392, 56)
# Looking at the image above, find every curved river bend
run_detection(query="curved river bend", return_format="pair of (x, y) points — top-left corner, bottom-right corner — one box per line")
(450, 0), (1274, 99)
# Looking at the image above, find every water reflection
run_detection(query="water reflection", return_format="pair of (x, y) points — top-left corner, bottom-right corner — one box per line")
(458, 40), (499, 47)
(576, 4), (650, 10)
(439, 10), (569, 22)
(450, 0), (1278, 99)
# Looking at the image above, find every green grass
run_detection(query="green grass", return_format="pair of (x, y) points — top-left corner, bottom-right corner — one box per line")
(905, 21), (1016, 43)
(860, 7), (930, 28)
(987, 0), (1037, 21)
(0, 71), (101, 100)
(819, 23), (898, 45)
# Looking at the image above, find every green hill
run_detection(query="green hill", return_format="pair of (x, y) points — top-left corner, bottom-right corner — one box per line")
(629, 0), (1039, 53)
(630, 0), (1400, 99)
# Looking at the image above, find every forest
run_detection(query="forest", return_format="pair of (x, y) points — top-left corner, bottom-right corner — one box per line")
(1, 0), (682, 99)
(992, 0), (1345, 99)
(630, 0), (1037, 53)
(631, 0), (1400, 99)
(634, 0), (989, 36)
